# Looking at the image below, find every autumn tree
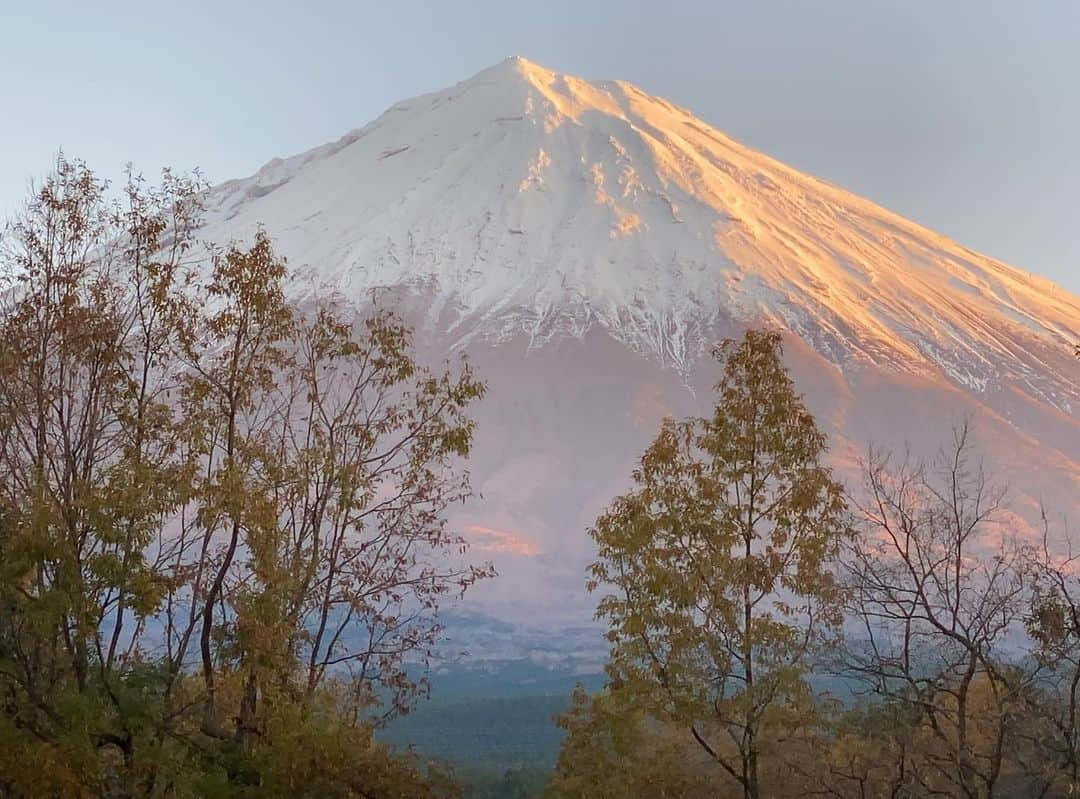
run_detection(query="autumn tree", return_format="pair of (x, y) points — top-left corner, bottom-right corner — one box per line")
(1022, 517), (1080, 796)
(175, 232), (491, 749)
(547, 683), (716, 799)
(790, 699), (923, 799)
(585, 329), (851, 799)
(0, 157), (204, 795)
(0, 156), (489, 797)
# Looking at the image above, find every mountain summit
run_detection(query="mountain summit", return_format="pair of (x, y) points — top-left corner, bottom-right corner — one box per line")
(206, 57), (1076, 397)
(203, 58), (1079, 622)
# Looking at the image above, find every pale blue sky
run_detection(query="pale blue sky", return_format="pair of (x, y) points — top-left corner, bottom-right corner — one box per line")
(1, 1), (1077, 292)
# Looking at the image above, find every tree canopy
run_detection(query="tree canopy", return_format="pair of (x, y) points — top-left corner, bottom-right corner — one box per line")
(585, 329), (851, 799)
(0, 156), (490, 797)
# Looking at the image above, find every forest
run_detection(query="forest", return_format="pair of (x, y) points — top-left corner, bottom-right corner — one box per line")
(1, 159), (1078, 798)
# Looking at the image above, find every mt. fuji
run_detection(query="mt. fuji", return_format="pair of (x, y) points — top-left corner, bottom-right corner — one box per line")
(201, 57), (1079, 627)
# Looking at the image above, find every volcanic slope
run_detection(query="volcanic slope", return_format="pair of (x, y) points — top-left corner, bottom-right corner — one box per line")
(203, 57), (1080, 624)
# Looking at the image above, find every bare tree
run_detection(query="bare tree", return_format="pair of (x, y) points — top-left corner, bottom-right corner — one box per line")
(842, 424), (1037, 799)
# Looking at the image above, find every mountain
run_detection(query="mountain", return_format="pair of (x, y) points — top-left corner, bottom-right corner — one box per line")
(201, 56), (1080, 631)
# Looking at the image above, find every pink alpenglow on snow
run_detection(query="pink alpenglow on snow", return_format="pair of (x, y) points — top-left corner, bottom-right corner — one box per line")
(201, 57), (1080, 624)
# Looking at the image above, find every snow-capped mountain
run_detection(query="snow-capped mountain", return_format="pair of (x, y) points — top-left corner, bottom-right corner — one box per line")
(203, 57), (1080, 625)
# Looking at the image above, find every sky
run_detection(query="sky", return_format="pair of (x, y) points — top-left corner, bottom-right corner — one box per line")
(1, 1), (1077, 293)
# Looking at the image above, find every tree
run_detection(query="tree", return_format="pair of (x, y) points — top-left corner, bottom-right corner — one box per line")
(0, 156), (489, 797)
(0, 157), (205, 795)
(547, 683), (716, 799)
(1024, 517), (1080, 796)
(842, 426), (1038, 799)
(585, 329), (851, 799)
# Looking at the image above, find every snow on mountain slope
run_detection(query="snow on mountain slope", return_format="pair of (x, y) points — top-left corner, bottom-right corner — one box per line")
(201, 57), (1080, 624)
(204, 56), (1078, 410)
